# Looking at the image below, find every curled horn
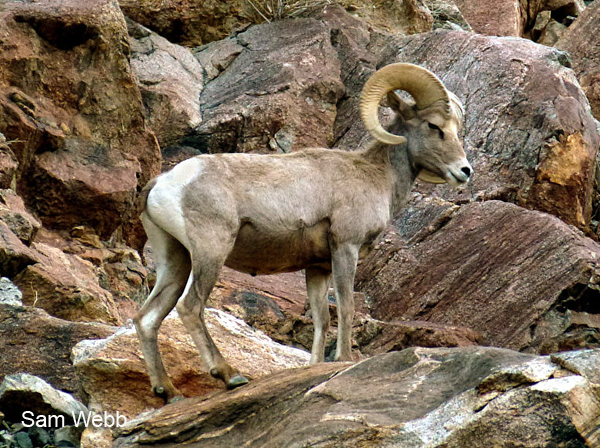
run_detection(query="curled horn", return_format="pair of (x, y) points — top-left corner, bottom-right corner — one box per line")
(360, 63), (451, 145)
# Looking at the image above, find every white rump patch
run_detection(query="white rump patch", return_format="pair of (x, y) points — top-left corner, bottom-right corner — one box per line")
(146, 157), (205, 247)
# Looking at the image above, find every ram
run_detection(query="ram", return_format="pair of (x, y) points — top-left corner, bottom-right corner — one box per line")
(135, 63), (472, 403)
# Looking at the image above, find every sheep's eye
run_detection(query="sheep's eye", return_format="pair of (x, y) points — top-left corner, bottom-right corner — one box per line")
(428, 122), (444, 139)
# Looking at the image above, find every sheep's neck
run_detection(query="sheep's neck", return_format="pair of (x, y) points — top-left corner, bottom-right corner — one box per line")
(363, 142), (416, 217)
(389, 143), (416, 216)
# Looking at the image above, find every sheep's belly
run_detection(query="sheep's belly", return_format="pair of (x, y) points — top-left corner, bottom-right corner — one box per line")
(224, 219), (331, 275)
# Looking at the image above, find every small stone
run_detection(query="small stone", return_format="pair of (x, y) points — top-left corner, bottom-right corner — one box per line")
(14, 431), (33, 448)
(28, 426), (51, 446)
(54, 425), (83, 448)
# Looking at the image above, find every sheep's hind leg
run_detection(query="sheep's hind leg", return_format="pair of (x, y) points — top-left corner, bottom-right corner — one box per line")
(306, 267), (331, 364)
(176, 238), (248, 389)
(331, 243), (360, 362)
(135, 215), (191, 403)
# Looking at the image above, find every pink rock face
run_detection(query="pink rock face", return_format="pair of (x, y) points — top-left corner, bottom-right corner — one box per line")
(556, 1), (600, 122)
(14, 243), (122, 325)
(0, 304), (116, 398)
(73, 310), (310, 418)
(454, 0), (584, 37)
(189, 18), (345, 155)
(0, 0), (160, 246)
(455, 0), (526, 36)
(357, 201), (600, 353)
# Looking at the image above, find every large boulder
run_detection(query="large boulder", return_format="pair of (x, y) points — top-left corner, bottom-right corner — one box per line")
(0, 373), (88, 425)
(127, 20), (204, 148)
(73, 309), (310, 418)
(118, 0), (252, 47)
(0, 304), (116, 396)
(0, 220), (41, 278)
(357, 201), (600, 354)
(367, 30), (599, 231)
(0, 189), (41, 245)
(454, 0), (585, 36)
(113, 347), (600, 447)
(556, 0), (600, 122)
(0, 0), (161, 246)
(186, 18), (345, 155)
(13, 243), (122, 325)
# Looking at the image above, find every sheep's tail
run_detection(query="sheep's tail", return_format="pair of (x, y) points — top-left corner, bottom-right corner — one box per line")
(138, 177), (158, 213)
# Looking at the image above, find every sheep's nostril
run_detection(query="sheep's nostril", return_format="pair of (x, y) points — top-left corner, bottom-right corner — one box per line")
(461, 166), (472, 178)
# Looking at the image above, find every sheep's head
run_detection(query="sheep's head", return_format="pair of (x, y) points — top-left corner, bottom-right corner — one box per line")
(360, 63), (472, 187)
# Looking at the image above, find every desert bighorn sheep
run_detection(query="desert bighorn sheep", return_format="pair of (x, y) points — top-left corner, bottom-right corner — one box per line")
(135, 63), (472, 403)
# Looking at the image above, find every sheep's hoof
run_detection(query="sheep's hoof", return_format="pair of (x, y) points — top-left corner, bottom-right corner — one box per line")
(227, 375), (249, 389)
(153, 386), (182, 404)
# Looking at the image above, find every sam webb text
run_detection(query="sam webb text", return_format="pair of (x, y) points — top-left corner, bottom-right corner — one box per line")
(22, 410), (127, 428)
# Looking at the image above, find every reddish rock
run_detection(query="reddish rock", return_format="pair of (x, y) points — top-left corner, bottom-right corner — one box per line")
(454, 0), (585, 37)
(355, 317), (484, 356)
(0, 0), (160, 245)
(357, 201), (600, 354)
(556, 1), (600, 122)
(119, 0), (252, 47)
(337, 0), (433, 34)
(455, 0), (525, 35)
(188, 18), (345, 155)
(0, 145), (17, 190)
(13, 243), (122, 325)
(0, 189), (41, 245)
(371, 30), (599, 231)
(0, 220), (41, 278)
(0, 304), (116, 397)
(113, 348), (600, 448)
(73, 309), (310, 418)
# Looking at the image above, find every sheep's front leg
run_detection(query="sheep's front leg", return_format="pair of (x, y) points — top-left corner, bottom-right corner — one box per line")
(331, 244), (359, 362)
(306, 267), (331, 364)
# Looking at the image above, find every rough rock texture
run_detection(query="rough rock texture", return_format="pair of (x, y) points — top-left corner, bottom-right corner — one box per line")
(355, 317), (484, 355)
(0, 373), (88, 424)
(113, 347), (600, 447)
(208, 268), (307, 346)
(423, 0), (473, 30)
(73, 309), (310, 417)
(127, 20), (204, 148)
(357, 201), (600, 354)
(13, 243), (122, 325)
(455, 0), (585, 37)
(0, 189), (41, 245)
(0, 143), (17, 190)
(186, 18), (345, 154)
(371, 30), (600, 231)
(455, 0), (525, 35)
(118, 0), (251, 47)
(0, 304), (115, 396)
(338, 0), (434, 34)
(0, 219), (41, 278)
(556, 0), (600, 122)
(0, 0), (161, 247)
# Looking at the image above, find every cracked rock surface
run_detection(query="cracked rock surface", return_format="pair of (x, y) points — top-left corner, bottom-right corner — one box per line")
(113, 346), (600, 447)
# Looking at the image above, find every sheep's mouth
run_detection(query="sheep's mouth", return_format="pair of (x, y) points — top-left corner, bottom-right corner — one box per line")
(446, 170), (469, 187)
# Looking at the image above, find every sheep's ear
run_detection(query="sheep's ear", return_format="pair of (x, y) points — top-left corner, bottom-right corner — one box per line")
(417, 168), (447, 184)
(386, 91), (415, 120)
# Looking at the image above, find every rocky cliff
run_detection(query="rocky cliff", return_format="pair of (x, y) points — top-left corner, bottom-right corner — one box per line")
(1, 0), (600, 447)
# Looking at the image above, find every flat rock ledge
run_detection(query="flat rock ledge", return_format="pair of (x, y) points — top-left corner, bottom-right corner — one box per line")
(113, 346), (600, 448)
